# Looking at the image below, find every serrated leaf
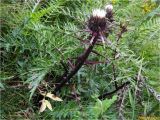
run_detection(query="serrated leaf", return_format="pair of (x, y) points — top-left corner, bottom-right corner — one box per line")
(92, 95), (117, 118)
(27, 70), (48, 100)
(39, 99), (47, 113)
(45, 100), (53, 111)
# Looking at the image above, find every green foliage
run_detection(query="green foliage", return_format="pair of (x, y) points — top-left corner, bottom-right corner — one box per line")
(0, 0), (159, 119)
(90, 95), (117, 119)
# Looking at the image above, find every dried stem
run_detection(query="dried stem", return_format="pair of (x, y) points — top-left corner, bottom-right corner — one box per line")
(112, 24), (127, 89)
(117, 83), (129, 120)
(98, 81), (130, 100)
(53, 34), (99, 93)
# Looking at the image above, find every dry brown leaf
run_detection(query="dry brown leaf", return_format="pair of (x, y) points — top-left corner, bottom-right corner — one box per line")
(39, 99), (46, 113)
(45, 100), (53, 111)
(40, 92), (47, 96)
(46, 93), (63, 101)
(40, 92), (63, 101)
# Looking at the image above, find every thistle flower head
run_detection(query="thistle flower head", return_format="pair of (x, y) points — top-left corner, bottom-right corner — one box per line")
(105, 4), (113, 12)
(92, 9), (106, 18)
(88, 9), (107, 33)
(105, 4), (114, 22)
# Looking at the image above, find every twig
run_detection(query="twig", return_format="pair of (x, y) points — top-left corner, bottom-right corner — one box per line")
(117, 83), (129, 120)
(112, 23), (127, 89)
(91, 50), (105, 58)
(84, 60), (108, 65)
(98, 81), (130, 100)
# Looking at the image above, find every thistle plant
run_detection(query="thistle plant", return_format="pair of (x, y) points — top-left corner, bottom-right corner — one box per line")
(52, 5), (133, 116)
(1, 0), (159, 119)
(54, 7), (113, 94)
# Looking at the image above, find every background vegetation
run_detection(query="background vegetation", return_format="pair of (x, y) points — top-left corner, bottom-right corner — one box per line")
(0, 0), (159, 119)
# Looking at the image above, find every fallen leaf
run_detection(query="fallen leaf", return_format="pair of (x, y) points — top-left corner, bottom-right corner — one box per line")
(40, 92), (63, 101)
(39, 99), (46, 113)
(46, 93), (63, 101)
(45, 100), (53, 111)
(40, 92), (47, 96)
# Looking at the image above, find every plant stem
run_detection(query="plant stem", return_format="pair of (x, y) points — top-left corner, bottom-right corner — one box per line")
(112, 24), (127, 89)
(54, 34), (99, 93)
(98, 81), (130, 100)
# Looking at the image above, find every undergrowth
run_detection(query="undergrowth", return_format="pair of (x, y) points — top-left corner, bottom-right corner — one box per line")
(0, 0), (160, 119)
